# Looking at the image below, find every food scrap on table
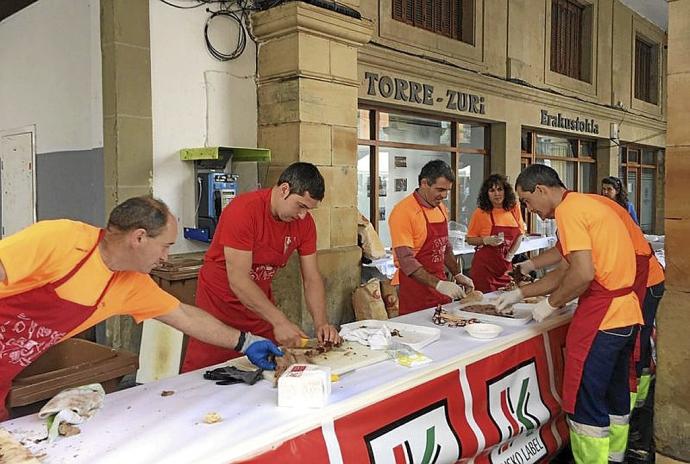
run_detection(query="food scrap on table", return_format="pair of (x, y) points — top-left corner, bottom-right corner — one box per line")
(203, 412), (222, 424)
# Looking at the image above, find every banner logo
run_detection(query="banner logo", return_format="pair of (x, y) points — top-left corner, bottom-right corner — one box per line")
(365, 400), (461, 464)
(487, 360), (549, 463)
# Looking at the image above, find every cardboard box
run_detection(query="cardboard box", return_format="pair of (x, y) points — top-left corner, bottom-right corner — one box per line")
(278, 364), (331, 408)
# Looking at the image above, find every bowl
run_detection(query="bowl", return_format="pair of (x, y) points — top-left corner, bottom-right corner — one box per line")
(465, 323), (503, 339)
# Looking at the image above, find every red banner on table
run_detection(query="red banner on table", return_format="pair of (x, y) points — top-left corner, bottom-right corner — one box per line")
(241, 327), (569, 463)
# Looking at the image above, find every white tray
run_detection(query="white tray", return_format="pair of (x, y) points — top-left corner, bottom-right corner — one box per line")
(340, 320), (441, 351)
(444, 300), (534, 326)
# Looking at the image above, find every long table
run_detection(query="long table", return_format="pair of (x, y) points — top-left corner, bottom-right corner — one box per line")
(1, 308), (572, 464)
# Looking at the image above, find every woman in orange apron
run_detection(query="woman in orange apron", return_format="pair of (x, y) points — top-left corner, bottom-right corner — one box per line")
(467, 174), (525, 292)
(0, 231), (114, 420)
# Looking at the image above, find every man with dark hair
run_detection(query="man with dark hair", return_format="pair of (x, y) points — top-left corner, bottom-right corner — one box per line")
(182, 162), (339, 372)
(276, 162), (325, 201)
(0, 196), (282, 420)
(388, 159), (473, 315)
(498, 164), (642, 464)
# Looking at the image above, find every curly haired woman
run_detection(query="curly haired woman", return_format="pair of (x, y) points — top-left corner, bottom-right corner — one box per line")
(466, 174), (526, 292)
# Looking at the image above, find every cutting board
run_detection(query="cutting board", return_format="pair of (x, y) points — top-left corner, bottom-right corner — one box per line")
(226, 341), (390, 382)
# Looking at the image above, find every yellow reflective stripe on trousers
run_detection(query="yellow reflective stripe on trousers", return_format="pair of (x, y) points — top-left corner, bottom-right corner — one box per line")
(570, 428), (609, 464)
(636, 373), (653, 408)
(609, 415), (630, 463)
(630, 390), (638, 411)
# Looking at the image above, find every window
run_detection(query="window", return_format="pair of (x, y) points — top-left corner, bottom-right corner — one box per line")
(521, 130), (597, 235)
(358, 108), (489, 247)
(550, 0), (592, 82)
(634, 36), (659, 105)
(621, 146), (663, 233)
(392, 0), (474, 45)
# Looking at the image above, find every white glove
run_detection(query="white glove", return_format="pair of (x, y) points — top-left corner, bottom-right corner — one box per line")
(435, 280), (466, 299)
(517, 260), (536, 275)
(483, 235), (504, 246)
(532, 298), (558, 322)
(454, 273), (475, 290)
(496, 288), (523, 313)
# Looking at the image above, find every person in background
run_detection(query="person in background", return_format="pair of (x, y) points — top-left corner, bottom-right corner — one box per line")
(388, 160), (474, 315)
(602, 176), (639, 224)
(497, 164), (642, 464)
(182, 162), (340, 373)
(0, 197), (281, 420)
(466, 174), (526, 292)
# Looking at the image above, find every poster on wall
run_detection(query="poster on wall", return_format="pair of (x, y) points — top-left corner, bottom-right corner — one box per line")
(379, 206), (386, 221)
(394, 178), (407, 192)
(379, 177), (388, 197)
(394, 156), (407, 168)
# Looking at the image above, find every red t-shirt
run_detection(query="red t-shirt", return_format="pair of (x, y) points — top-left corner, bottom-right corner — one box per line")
(203, 188), (317, 290)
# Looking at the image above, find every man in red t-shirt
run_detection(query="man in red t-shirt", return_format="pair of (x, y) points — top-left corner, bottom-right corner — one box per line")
(182, 162), (340, 372)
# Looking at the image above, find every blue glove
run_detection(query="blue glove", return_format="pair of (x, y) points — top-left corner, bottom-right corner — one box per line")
(242, 336), (283, 370)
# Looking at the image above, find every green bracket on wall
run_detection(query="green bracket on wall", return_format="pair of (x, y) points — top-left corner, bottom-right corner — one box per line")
(179, 146), (271, 169)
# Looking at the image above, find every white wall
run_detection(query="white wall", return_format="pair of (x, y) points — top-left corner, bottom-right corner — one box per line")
(150, 1), (258, 253)
(0, 0), (102, 154)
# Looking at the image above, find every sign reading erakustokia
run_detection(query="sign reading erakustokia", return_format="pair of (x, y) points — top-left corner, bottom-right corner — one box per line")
(540, 109), (599, 134)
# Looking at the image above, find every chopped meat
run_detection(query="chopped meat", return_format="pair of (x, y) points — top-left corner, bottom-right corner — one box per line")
(461, 304), (513, 317)
(432, 305), (480, 327)
(504, 264), (534, 290)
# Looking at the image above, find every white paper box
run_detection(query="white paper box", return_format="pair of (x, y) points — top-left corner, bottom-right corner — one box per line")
(278, 364), (331, 408)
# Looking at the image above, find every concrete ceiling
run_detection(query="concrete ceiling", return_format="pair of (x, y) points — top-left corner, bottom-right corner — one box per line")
(617, 0), (668, 30)
(0, 0), (38, 23)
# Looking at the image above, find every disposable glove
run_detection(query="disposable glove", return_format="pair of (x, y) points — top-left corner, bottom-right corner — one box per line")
(435, 280), (466, 299)
(453, 273), (475, 290)
(495, 288), (523, 313)
(532, 297), (558, 322)
(240, 333), (283, 370)
(483, 235), (504, 246)
(203, 366), (264, 385)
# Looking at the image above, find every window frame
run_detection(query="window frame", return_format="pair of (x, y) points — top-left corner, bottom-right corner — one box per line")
(358, 105), (490, 232)
(520, 129), (598, 233)
(620, 145), (661, 233)
(634, 35), (659, 105)
(391, 0), (474, 45)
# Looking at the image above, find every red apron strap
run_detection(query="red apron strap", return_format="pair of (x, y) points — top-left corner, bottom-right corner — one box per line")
(53, 229), (106, 287)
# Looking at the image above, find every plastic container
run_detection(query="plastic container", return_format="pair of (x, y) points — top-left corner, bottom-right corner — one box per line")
(465, 323), (503, 339)
(8, 339), (138, 409)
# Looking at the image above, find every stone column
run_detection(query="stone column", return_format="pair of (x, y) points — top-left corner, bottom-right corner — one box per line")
(101, 0), (153, 352)
(656, 1), (690, 462)
(490, 121), (522, 182)
(252, 3), (373, 331)
(596, 139), (619, 187)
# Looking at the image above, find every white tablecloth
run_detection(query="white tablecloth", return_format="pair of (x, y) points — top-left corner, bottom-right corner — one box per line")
(1, 307), (572, 464)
